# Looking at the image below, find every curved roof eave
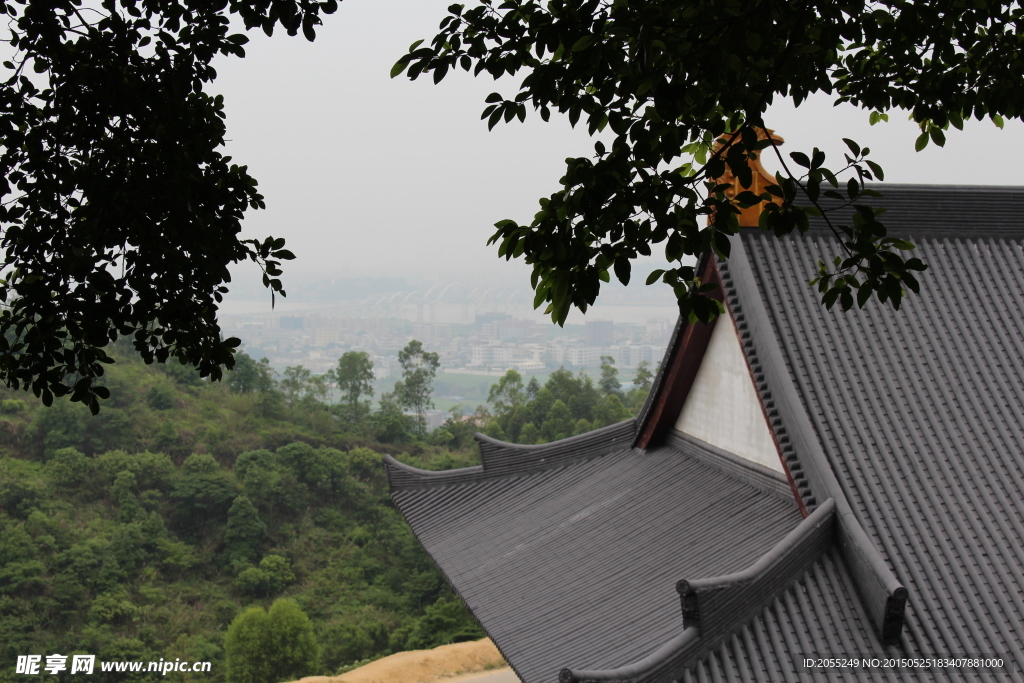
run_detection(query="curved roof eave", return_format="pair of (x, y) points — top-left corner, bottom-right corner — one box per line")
(384, 418), (638, 490)
(559, 499), (836, 683)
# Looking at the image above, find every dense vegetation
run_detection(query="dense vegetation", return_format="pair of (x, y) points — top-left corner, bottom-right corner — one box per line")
(0, 342), (652, 683)
(478, 358), (653, 444)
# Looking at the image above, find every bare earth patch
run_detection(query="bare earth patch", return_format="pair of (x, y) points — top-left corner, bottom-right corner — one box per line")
(290, 638), (512, 683)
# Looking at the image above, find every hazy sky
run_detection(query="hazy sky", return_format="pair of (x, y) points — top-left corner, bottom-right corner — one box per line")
(212, 0), (1024, 298)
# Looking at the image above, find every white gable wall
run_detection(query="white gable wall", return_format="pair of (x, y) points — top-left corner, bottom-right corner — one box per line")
(674, 314), (784, 473)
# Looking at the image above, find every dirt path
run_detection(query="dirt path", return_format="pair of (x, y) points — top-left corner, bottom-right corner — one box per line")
(290, 638), (521, 683)
(439, 668), (520, 683)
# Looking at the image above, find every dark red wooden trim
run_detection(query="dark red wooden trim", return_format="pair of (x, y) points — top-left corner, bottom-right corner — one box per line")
(720, 274), (810, 518)
(635, 255), (723, 450)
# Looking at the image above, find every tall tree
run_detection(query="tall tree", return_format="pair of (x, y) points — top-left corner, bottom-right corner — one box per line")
(391, 1), (1024, 324)
(0, 1), (338, 412)
(598, 356), (622, 398)
(487, 369), (529, 442)
(632, 361), (653, 394)
(395, 341), (440, 435)
(487, 369), (525, 415)
(333, 351), (375, 419)
(223, 496), (267, 568)
(279, 366), (312, 407)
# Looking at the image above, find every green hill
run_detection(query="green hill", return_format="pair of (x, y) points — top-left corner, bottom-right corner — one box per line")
(0, 347), (484, 683)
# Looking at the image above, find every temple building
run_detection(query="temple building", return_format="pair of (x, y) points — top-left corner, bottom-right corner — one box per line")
(383, 150), (1024, 681)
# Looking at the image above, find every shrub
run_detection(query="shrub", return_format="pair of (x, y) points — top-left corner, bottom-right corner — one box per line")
(224, 600), (319, 683)
(0, 399), (26, 414)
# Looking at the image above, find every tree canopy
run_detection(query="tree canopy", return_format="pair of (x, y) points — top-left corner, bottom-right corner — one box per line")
(5, 0), (1019, 410)
(0, 0), (338, 412)
(392, 0), (1022, 324)
(224, 599), (320, 683)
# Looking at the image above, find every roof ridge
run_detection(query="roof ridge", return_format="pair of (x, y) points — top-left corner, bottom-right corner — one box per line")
(767, 183), (1024, 236)
(722, 237), (908, 645)
(383, 418), (637, 490)
(558, 500), (836, 683)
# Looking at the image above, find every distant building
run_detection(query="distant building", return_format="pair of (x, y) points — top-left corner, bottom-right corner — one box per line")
(475, 312), (511, 327)
(470, 343), (516, 367)
(585, 320), (614, 346)
(371, 354), (397, 380)
(545, 338), (583, 366)
(482, 319), (534, 341)
(470, 345), (494, 367)
(423, 409), (449, 432)
(609, 344), (657, 368)
(314, 328), (342, 346)
(512, 360), (545, 373)
(412, 323), (452, 345)
(565, 346), (603, 368)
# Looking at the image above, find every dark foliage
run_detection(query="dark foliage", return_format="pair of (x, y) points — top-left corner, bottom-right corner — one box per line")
(390, 0), (1024, 323)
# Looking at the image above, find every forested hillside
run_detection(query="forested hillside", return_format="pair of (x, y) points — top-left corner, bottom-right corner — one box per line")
(0, 343), (652, 683)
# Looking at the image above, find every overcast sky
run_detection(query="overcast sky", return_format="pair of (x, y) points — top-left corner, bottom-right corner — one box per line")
(212, 0), (1024, 299)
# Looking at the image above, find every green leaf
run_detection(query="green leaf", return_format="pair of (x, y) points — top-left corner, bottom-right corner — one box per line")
(712, 230), (731, 258)
(811, 148), (825, 169)
(645, 269), (665, 285)
(533, 286), (548, 309)
(790, 151), (811, 168)
(857, 283), (873, 307)
(433, 62), (449, 84)
(488, 108), (502, 130)
(822, 287), (840, 309)
(915, 132), (929, 151)
(571, 35), (593, 52)
(842, 138), (861, 157)
(389, 59), (409, 78)
(613, 257), (631, 285)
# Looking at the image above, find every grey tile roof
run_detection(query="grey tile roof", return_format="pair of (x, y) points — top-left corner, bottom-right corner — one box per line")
(387, 184), (1024, 682)
(387, 431), (803, 683)
(700, 183), (1024, 679)
(683, 548), (904, 683)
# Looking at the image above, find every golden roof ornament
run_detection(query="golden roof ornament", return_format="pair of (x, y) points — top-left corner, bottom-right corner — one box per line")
(713, 128), (785, 227)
